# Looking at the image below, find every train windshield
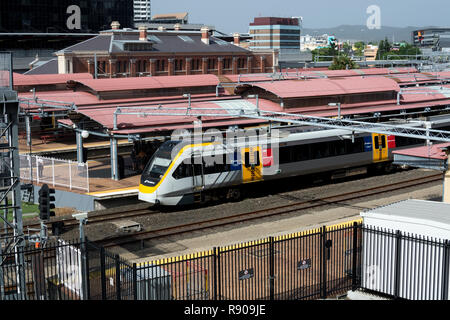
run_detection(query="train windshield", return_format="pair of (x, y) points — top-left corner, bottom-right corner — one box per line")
(141, 141), (181, 186)
(145, 156), (172, 179)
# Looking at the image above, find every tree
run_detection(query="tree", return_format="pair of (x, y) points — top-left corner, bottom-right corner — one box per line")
(376, 37), (392, 60)
(354, 41), (365, 56)
(329, 54), (358, 70)
(312, 46), (337, 62)
(342, 42), (352, 55)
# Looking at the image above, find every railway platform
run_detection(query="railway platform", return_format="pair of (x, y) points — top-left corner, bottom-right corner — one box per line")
(18, 136), (142, 212)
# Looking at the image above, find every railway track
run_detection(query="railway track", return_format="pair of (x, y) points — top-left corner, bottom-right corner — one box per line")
(96, 173), (443, 248)
(2, 206), (158, 239)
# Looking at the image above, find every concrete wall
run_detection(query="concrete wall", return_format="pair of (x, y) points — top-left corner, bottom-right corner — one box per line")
(31, 184), (95, 212)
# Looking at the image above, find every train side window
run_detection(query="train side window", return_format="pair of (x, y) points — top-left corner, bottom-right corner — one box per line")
(172, 163), (192, 179)
(279, 146), (292, 164)
(244, 151), (260, 167)
(374, 136), (379, 149)
(337, 140), (346, 155)
(381, 135), (386, 148)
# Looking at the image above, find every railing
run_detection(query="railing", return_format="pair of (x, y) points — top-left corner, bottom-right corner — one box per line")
(361, 226), (450, 300)
(0, 239), (84, 300)
(19, 154), (89, 193)
(2, 221), (450, 300)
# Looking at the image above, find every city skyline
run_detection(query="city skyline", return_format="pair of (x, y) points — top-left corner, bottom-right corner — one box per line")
(151, 0), (450, 34)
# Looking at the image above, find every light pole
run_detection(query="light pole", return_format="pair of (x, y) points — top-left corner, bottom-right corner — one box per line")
(328, 102), (341, 119)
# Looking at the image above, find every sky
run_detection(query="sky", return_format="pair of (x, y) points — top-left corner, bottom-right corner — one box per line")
(151, 0), (450, 34)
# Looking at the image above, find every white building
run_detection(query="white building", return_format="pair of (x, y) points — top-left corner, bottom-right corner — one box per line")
(300, 34), (329, 51)
(134, 0), (152, 23)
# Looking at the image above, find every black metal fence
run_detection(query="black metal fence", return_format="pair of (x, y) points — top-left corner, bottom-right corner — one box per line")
(134, 221), (362, 300)
(2, 221), (449, 300)
(0, 239), (84, 300)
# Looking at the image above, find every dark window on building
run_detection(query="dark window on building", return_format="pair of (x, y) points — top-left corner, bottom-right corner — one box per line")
(156, 59), (166, 72)
(208, 58), (216, 70)
(238, 58), (246, 69)
(175, 59), (184, 71)
(223, 58), (232, 69)
(191, 59), (201, 71)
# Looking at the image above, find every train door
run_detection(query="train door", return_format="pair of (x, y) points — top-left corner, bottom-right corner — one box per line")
(372, 134), (388, 162)
(191, 154), (204, 192)
(241, 146), (263, 183)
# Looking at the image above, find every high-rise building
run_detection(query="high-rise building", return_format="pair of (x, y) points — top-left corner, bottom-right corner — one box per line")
(0, 0), (133, 33)
(134, 0), (152, 23)
(249, 17), (301, 52)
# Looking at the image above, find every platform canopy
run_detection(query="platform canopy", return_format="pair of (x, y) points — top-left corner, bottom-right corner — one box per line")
(393, 143), (450, 171)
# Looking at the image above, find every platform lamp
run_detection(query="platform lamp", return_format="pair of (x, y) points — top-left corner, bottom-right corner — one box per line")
(183, 93), (191, 114)
(328, 102), (341, 119)
(247, 94), (260, 115)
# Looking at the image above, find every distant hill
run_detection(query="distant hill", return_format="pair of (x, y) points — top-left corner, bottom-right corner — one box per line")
(302, 25), (446, 43)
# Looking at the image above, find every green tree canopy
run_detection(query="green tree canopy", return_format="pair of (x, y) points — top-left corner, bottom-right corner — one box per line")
(329, 54), (359, 70)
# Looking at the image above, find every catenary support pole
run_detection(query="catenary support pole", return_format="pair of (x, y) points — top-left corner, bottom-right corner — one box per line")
(110, 137), (119, 180)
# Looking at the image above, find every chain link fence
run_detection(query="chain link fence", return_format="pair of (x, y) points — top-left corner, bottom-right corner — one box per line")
(20, 155), (89, 193)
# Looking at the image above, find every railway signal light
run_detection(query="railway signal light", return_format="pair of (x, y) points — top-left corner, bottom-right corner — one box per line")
(38, 184), (56, 221)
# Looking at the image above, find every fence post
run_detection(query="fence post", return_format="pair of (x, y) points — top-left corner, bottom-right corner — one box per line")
(115, 254), (121, 300)
(352, 222), (359, 291)
(36, 156), (40, 184)
(442, 240), (450, 300)
(86, 161), (90, 193)
(132, 263), (138, 301)
(217, 247), (221, 301)
(83, 237), (91, 300)
(100, 247), (106, 300)
(269, 236), (275, 301)
(394, 230), (402, 299)
(320, 226), (327, 299)
(213, 247), (217, 300)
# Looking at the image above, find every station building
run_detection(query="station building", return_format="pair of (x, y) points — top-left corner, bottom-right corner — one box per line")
(53, 22), (277, 78)
(13, 66), (450, 210)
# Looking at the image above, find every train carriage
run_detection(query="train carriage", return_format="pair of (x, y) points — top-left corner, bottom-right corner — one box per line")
(139, 119), (450, 206)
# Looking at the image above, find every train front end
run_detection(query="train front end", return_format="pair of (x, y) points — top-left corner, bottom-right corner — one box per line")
(138, 140), (183, 206)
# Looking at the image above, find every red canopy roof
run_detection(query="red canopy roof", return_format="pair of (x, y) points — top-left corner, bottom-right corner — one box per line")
(248, 77), (400, 99)
(75, 74), (220, 93)
(393, 143), (450, 160)
(13, 73), (93, 86)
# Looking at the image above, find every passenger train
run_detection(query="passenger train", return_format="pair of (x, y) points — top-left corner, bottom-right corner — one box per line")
(138, 119), (450, 206)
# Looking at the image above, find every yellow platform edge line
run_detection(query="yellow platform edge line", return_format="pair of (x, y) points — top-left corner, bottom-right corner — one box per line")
(86, 186), (139, 196)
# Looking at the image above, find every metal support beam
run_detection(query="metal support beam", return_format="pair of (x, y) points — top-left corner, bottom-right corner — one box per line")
(112, 105), (450, 143)
(110, 137), (119, 181)
(444, 157), (450, 203)
(25, 115), (31, 147)
(76, 131), (84, 163)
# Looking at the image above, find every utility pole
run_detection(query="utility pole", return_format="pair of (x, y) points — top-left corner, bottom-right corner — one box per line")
(0, 52), (26, 300)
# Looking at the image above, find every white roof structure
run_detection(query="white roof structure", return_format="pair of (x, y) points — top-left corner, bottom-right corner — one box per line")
(361, 199), (450, 240)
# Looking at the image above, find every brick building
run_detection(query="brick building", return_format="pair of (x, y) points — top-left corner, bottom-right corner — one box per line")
(55, 22), (278, 78)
